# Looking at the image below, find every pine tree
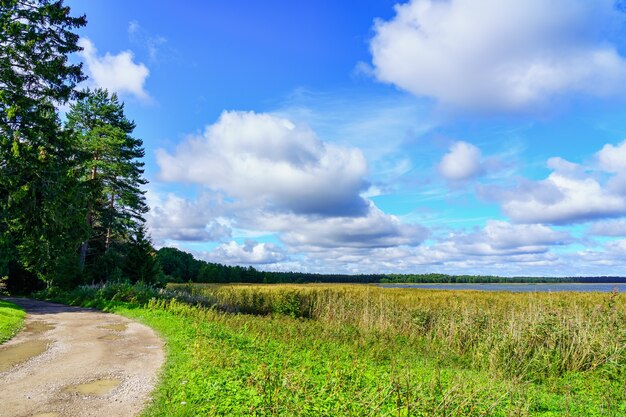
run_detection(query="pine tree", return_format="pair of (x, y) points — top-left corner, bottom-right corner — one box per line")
(123, 225), (161, 284)
(66, 88), (149, 280)
(0, 0), (87, 288)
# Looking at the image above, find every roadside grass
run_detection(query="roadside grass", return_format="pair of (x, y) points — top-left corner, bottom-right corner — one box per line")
(0, 299), (26, 344)
(36, 282), (626, 416)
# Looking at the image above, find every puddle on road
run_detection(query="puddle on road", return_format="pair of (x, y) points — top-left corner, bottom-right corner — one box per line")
(98, 334), (121, 341)
(64, 378), (120, 396)
(25, 321), (55, 335)
(99, 323), (127, 332)
(0, 339), (50, 372)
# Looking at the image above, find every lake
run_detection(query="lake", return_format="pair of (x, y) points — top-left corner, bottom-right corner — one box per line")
(378, 283), (626, 292)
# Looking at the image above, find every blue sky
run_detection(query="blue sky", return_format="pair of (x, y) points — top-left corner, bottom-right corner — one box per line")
(65, 0), (626, 276)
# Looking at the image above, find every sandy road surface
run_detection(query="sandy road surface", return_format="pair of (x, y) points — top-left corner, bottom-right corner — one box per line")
(0, 298), (164, 417)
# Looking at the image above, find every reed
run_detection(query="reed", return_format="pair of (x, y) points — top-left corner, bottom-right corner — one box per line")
(171, 283), (626, 382)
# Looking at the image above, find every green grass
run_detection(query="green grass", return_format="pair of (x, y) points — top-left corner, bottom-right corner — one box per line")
(36, 283), (626, 416)
(0, 299), (26, 344)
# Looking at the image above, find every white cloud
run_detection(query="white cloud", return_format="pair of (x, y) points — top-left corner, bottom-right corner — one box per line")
(561, 240), (626, 271)
(146, 191), (230, 244)
(439, 221), (571, 256)
(370, 0), (626, 112)
(438, 141), (483, 181)
(546, 157), (583, 176)
(264, 222), (572, 275)
(481, 142), (626, 224)
(204, 240), (287, 265)
(127, 20), (167, 61)
(247, 204), (428, 250)
(78, 38), (150, 101)
(490, 172), (626, 224)
(128, 20), (140, 35)
(596, 140), (626, 173)
(588, 219), (626, 237)
(605, 239), (626, 255)
(156, 111), (370, 217)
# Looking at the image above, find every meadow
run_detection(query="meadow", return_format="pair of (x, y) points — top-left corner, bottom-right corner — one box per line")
(38, 282), (626, 416)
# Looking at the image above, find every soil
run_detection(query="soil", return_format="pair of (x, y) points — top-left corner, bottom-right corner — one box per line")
(0, 298), (164, 417)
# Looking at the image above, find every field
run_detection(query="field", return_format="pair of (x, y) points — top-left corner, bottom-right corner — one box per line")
(41, 282), (626, 416)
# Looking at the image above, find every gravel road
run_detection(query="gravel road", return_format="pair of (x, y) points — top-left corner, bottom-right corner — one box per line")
(0, 298), (164, 417)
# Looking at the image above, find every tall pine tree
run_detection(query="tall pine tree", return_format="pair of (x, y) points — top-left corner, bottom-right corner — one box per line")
(66, 88), (150, 281)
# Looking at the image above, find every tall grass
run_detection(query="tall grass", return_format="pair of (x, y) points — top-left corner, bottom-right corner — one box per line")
(172, 283), (626, 382)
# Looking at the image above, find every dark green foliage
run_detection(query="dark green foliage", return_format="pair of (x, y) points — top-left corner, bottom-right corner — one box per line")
(0, 0), (88, 286)
(0, 0), (86, 111)
(157, 247), (200, 282)
(67, 88), (149, 280)
(35, 280), (163, 306)
(4, 261), (44, 294)
(123, 226), (161, 284)
(0, 2), (159, 292)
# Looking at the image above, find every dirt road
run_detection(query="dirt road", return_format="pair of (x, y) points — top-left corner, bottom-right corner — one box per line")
(0, 298), (164, 417)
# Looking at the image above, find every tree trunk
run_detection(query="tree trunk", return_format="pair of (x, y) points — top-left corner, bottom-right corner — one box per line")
(79, 212), (92, 271)
(104, 193), (115, 251)
(80, 164), (98, 271)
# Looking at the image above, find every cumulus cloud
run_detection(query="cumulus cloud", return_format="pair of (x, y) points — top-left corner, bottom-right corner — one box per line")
(438, 141), (483, 181)
(156, 111), (370, 217)
(481, 141), (626, 224)
(439, 221), (571, 256)
(370, 0), (626, 112)
(271, 222), (570, 275)
(204, 240), (287, 265)
(561, 239), (626, 270)
(244, 204), (428, 250)
(587, 219), (626, 237)
(596, 140), (626, 173)
(146, 192), (231, 243)
(78, 38), (150, 101)
(485, 172), (626, 224)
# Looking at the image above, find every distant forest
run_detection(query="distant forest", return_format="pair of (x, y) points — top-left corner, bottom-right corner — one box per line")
(157, 247), (626, 284)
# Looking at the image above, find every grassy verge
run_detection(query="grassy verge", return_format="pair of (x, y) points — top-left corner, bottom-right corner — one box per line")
(36, 283), (626, 416)
(0, 299), (26, 344)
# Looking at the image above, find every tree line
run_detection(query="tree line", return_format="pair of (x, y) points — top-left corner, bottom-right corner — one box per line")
(157, 247), (626, 285)
(1, 1), (158, 293)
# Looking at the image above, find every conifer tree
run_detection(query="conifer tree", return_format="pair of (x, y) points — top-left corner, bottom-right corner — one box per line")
(123, 225), (161, 284)
(66, 88), (149, 279)
(0, 0), (87, 287)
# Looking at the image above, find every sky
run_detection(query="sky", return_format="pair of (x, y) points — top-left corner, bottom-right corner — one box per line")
(64, 0), (626, 276)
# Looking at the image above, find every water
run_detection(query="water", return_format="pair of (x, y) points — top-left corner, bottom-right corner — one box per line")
(64, 378), (120, 396)
(379, 283), (626, 292)
(0, 339), (50, 372)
